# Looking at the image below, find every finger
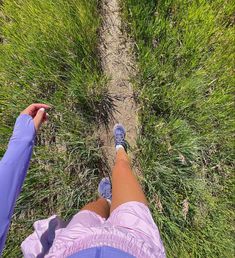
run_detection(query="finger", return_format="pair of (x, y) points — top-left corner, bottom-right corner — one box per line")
(43, 113), (49, 122)
(21, 103), (51, 117)
(28, 104), (51, 116)
(30, 103), (51, 110)
(33, 108), (46, 131)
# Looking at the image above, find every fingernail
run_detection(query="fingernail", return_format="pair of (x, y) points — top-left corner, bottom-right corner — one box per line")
(39, 108), (45, 112)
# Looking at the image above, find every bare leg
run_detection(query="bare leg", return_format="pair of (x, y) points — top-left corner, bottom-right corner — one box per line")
(81, 197), (110, 219)
(110, 148), (148, 213)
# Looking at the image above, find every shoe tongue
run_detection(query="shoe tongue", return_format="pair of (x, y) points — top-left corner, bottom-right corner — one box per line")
(117, 132), (124, 138)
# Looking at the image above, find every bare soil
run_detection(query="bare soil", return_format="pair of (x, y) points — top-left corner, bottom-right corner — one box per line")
(99, 0), (139, 171)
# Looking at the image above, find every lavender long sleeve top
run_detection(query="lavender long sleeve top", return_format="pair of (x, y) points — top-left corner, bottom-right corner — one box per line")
(0, 114), (36, 255)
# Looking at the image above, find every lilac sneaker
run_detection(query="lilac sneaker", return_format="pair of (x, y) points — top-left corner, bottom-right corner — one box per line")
(98, 177), (112, 203)
(113, 123), (127, 152)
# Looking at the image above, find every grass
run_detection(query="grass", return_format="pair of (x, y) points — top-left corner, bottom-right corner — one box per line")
(0, 0), (234, 257)
(122, 0), (234, 257)
(0, 0), (107, 256)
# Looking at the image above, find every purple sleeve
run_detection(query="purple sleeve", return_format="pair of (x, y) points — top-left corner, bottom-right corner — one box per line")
(0, 114), (36, 255)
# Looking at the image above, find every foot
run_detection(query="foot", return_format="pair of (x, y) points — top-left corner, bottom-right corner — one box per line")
(113, 123), (127, 152)
(98, 177), (112, 203)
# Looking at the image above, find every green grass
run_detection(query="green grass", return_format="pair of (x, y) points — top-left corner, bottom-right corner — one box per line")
(122, 0), (234, 257)
(1, 0), (234, 257)
(0, 0), (106, 256)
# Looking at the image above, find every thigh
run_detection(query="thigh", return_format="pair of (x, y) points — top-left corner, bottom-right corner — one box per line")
(80, 198), (110, 219)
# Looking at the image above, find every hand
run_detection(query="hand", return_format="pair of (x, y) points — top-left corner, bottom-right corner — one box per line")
(21, 103), (51, 132)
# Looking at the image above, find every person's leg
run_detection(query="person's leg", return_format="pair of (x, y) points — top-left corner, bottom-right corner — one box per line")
(111, 147), (148, 213)
(81, 197), (110, 219)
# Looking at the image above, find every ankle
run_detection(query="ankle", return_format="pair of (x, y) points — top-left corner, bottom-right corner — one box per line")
(116, 144), (125, 152)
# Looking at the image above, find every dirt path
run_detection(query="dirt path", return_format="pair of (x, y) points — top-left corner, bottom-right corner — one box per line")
(99, 0), (139, 171)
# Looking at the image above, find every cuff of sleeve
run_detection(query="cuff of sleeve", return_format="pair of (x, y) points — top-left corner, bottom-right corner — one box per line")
(11, 114), (36, 142)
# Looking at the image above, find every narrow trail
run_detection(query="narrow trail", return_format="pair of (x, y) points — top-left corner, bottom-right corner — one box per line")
(99, 0), (139, 172)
